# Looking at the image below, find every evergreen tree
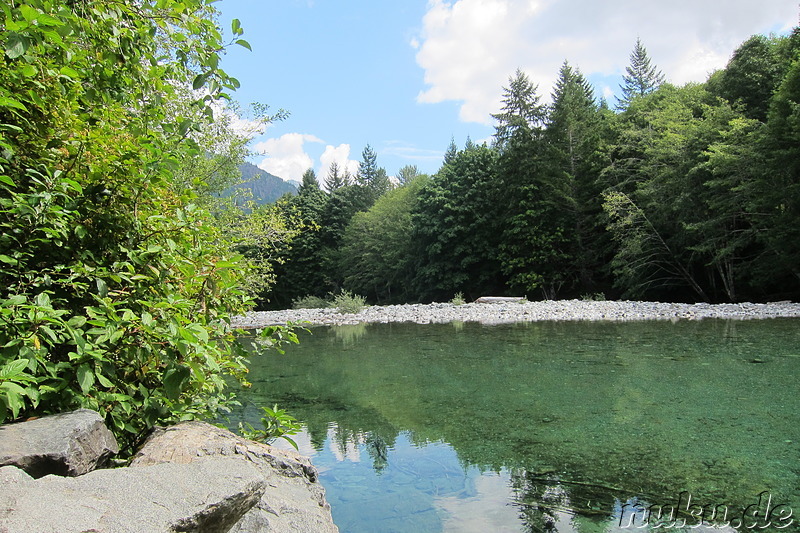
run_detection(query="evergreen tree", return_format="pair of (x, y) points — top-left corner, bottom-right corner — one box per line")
(356, 144), (379, 187)
(411, 144), (503, 301)
(616, 38), (665, 110)
(443, 137), (458, 166)
(492, 69), (546, 149)
(397, 165), (420, 185)
(298, 168), (320, 194)
(544, 61), (608, 293)
(492, 69), (566, 298)
(324, 161), (345, 192)
(355, 144), (390, 207)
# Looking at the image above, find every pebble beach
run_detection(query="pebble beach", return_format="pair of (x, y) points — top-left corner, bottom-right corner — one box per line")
(232, 299), (800, 328)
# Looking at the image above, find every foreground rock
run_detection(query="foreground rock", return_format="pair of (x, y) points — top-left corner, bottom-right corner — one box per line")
(0, 458), (265, 533)
(131, 422), (338, 533)
(233, 299), (800, 328)
(0, 414), (338, 533)
(0, 408), (119, 478)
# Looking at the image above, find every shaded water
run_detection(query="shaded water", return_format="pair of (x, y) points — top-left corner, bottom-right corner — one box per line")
(226, 319), (800, 532)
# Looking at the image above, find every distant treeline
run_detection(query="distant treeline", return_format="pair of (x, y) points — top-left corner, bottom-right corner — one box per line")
(265, 29), (800, 307)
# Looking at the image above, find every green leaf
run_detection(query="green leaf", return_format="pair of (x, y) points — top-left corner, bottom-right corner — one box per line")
(59, 66), (81, 79)
(5, 33), (29, 59)
(0, 175), (14, 188)
(77, 364), (95, 393)
(163, 365), (190, 400)
(192, 73), (209, 90)
(231, 18), (243, 36)
(235, 39), (252, 52)
(95, 372), (114, 388)
(0, 254), (17, 265)
(21, 64), (37, 77)
(96, 278), (108, 297)
(0, 359), (28, 378)
(0, 96), (28, 112)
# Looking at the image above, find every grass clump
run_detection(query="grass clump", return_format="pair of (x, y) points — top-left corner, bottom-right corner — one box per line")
(450, 292), (466, 305)
(331, 289), (367, 314)
(292, 295), (331, 309)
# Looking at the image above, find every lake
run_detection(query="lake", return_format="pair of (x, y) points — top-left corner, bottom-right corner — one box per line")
(226, 319), (800, 532)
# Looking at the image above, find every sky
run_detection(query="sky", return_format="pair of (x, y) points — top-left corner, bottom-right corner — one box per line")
(216, 0), (798, 183)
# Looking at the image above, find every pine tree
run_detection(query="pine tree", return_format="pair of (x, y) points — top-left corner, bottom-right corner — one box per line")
(397, 165), (420, 185)
(492, 69), (546, 149)
(545, 61), (607, 292)
(324, 161), (345, 192)
(616, 38), (665, 110)
(443, 137), (458, 166)
(355, 144), (390, 206)
(356, 144), (378, 187)
(298, 168), (320, 194)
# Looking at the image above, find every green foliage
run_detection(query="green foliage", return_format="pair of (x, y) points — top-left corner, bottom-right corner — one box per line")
(450, 292), (466, 305)
(581, 292), (606, 302)
(292, 295), (330, 309)
(0, 0), (300, 452)
(339, 176), (428, 303)
(238, 404), (302, 450)
(412, 144), (503, 301)
(331, 290), (367, 314)
(616, 38), (665, 110)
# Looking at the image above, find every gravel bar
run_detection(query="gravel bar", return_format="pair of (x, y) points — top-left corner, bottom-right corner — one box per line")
(231, 300), (800, 328)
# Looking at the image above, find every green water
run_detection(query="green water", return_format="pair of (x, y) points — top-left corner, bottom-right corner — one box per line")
(227, 319), (800, 532)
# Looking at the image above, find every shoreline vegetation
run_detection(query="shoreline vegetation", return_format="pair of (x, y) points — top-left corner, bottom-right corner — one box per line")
(233, 299), (800, 328)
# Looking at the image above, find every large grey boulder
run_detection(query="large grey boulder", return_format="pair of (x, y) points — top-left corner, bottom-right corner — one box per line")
(131, 421), (339, 533)
(0, 458), (266, 533)
(0, 408), (119, 478)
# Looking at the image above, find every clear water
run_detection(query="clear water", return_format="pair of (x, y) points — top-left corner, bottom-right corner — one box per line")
(226, 319), (800, 532)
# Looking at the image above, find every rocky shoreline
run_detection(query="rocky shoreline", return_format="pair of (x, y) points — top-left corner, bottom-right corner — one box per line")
(232, 299), (800, 328)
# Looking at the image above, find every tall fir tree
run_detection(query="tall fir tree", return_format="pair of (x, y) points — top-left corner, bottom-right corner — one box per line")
(492, 69), (547, 149)
(443, 137), (458, 166)
(492, 69), (566, 298)
(324, 161), (345, 192)
(544, 61), (608, 292)
(616, 38), (665, 110)
(355, 144), (390, 207)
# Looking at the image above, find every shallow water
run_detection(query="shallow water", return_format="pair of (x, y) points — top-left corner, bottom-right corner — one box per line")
(227, 319), (800, 532)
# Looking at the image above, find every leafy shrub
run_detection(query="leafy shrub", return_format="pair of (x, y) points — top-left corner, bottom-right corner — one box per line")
(450, 292), (466, 305)
(238, 404), (302, 450)
(0, 1), (297, 454)
(331, 290), (367, 314)
(292, 295), (331, 309)
(581, 292), (607, 301)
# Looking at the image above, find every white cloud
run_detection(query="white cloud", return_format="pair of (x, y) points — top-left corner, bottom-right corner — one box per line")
(415, 0), (798, 124)
(319, 144), (360, 181)
(382, 141), (444, 165)
(254, 133), (323, 182)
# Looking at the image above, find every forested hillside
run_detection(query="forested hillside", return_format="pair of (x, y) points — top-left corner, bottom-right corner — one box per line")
(267, 30), (800, 307)
(232, 162), (297, 205)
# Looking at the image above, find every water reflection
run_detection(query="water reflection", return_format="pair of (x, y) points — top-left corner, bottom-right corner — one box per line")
(229, 319), (800, 532)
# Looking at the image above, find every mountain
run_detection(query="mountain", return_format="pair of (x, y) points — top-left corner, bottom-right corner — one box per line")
(229, 162), (297, 205)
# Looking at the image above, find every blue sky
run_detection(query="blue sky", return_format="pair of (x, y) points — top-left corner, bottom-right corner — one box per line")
(217, 0), (797, 183)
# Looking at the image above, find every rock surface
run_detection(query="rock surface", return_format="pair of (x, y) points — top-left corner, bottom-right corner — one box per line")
(0, 415), (338, 533)
(0, 408), (119, 478)
(233, 299), (800, 327)
(131, 421), (339, 533)
(0, 458), (265, 533)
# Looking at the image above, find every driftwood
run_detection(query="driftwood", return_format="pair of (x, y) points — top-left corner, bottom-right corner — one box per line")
(474, 296), (526, 304)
